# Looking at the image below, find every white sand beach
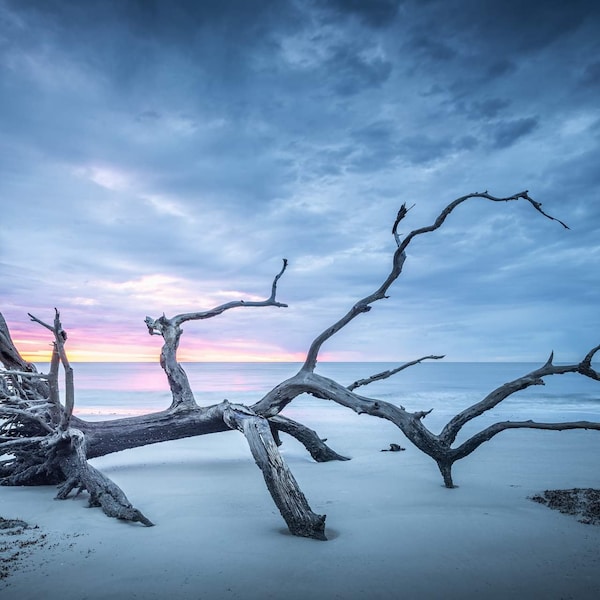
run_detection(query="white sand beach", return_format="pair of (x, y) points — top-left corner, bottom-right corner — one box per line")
(1, 412), (599, 600)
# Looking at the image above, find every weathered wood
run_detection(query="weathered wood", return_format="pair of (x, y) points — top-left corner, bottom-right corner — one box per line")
(223, 403), (326, 540)
(268, 415), (350, 462)
(439, 349), (600, 446)
(53, 429), (153, 526)
(144, 259), (289, 410)
(1, 191), (598, 533)
(0, 314), (49, 399)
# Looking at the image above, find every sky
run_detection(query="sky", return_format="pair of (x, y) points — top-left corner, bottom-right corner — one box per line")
(1, 0), (599, 363)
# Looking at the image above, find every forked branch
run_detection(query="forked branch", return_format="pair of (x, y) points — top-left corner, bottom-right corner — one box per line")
(439, 347), (600, 446)
(144, 260), (289, 410)
(28, 310), (74, 430)
(302, 191), (568, 372)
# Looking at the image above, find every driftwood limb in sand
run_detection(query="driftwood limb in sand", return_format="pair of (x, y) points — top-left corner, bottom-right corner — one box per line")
(1, 191), (598, 537)
(223, 402), (326, 540)
(268, 415), (350, 462)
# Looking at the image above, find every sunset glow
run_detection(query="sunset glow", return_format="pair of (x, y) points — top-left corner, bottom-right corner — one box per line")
(14, 330), (311, 363)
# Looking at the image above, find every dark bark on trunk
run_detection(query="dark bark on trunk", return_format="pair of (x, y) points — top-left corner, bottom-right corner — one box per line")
(78, 406), (231, 458)
(437, 461), (455, 489)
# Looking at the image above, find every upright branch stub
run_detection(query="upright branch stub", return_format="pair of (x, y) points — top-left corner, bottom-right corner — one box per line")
(301, 191), (569, 373)
(28, 309), (74, 431)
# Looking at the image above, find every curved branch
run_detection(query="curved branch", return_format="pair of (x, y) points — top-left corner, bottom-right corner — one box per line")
(254, 371), (441, 459)
(347, 355), (445, 391)
(579, 344), (600, 380)
(144, 260), (289, 410)
(268, 415), (350, 462)
(452, 420), (600, 462)
(171, 258), (288, 327)
(302, 191), (567, 373)
(439, 346), (600, 446)
(397, 190), (569, 255)
(302, 250), (407, 372)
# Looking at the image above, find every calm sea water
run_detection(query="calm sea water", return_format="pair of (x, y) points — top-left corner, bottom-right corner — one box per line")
(33, 362), (600, 435)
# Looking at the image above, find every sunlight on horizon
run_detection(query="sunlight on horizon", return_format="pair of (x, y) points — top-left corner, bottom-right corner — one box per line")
(15, 336), (311, 363)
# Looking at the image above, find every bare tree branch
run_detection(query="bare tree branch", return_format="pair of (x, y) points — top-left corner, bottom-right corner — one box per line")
(53, 429), (154, 526)
(29, 310), (74, 430)
(452, 420), (600, 462)
(144, 260), (289, 410)
(0, 407), (54, 434)
(347, 355), (445, 391)
(268, 415), (350, 462)
(302, 250), (407, 372)
(302, 191), (568, 373)
(171, 258), (288, 327)
(397, 190), (569, 254)
(439, 346), (600, 446)
(0, 191), (596, 534)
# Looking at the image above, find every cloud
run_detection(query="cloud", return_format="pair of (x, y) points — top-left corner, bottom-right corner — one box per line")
(1, 0), (599, 362)
(489, 117), (539, 149)
(580, 61), (600, 88)
(320, 0), (403, 28)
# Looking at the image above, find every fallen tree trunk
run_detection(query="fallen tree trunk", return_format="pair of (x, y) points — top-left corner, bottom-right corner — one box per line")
(2, 190), (599, 537)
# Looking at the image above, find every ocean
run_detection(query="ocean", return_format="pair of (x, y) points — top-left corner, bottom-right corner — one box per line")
(33, 361), (600, 440)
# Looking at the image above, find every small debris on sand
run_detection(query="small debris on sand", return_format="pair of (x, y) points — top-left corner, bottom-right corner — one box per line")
(381, 443), (405, 452)
(530, 488), (600, 525)
(0, 517), (45, 580)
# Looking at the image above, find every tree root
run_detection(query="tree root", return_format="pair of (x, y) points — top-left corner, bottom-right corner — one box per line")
(53, 430), (153, 527)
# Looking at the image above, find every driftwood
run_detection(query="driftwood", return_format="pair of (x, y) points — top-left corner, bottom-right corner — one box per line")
(1, 190), (599, 539)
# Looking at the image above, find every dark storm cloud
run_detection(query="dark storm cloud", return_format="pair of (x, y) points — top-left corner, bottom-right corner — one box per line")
(489, 116), (539, 149)
(1, 0), (599, 360)
(409, 36), (457, 63)
(465, 99), (511, 121)
(320, 0), (403, 28)
(350, 121), (477, 170)
(581, 61), (600, 87)
(327, 45), (393, 96)
(485, 59), (516, 81)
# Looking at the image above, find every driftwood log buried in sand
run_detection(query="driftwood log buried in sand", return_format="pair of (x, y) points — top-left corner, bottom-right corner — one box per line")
(1, 191), (599, 539)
